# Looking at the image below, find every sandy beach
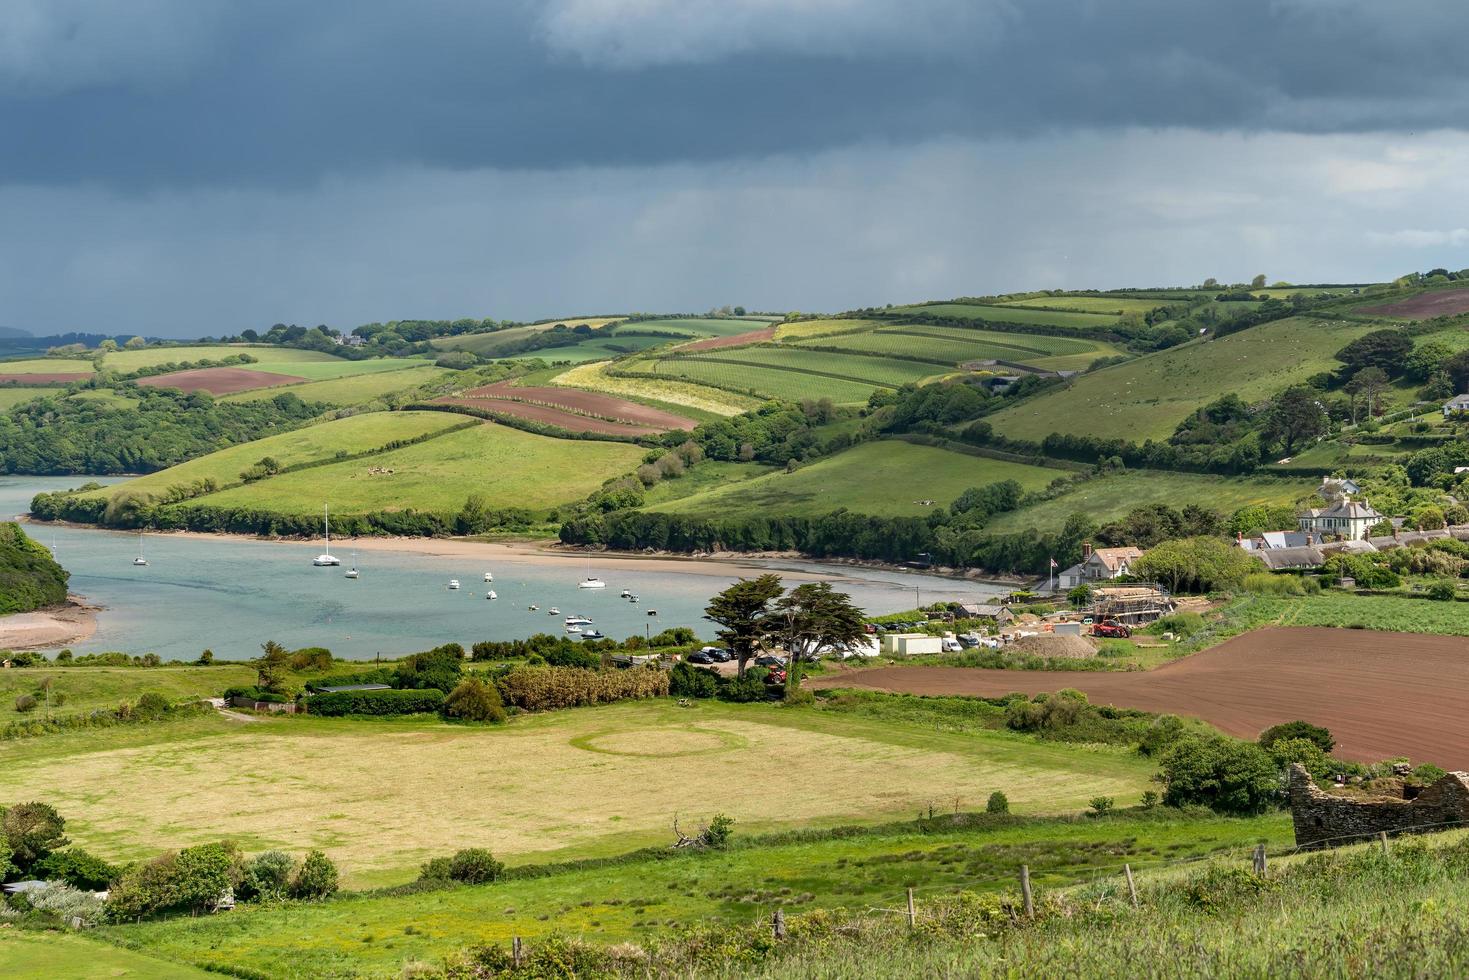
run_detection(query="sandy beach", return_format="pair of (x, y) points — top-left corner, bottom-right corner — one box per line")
(0, 597), (100, 650)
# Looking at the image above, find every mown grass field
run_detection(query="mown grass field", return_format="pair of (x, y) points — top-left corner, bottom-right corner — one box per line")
(0, 931), (212, 979)
(194, 420), (645, 515)
(0, 665), (256, 721)
(893, 303), (1121, 329)
(508, 334), (672, 364)
(76, 412), (469, 502)
(552, 361), (761, 416)
(986, 316), (1379, 442)
(773, 318), (887, 341)
(0, 357), (94, 374)
(982, 470), (1311, 535)
(96, 811), (1285, 977)
(0, 699), (1156, 886)
(101, 345), (428, 380)
(0, 386), (57, 407)
(221, 365), (451, 406)
(639, 356), (885, 404)
(628, 317), (780, 337)
(794, 327), (1115, 370)
(647, 440), (1063, 519)
(999, 295), (1163, 315)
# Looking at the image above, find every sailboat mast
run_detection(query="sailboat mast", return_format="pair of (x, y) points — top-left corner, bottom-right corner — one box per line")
(324, 503), (330, 551)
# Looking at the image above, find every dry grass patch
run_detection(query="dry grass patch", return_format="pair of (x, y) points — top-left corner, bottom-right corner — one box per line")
(553, 361), (760, 416)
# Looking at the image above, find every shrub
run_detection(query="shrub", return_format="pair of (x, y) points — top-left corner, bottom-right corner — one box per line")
(109, 842), (243, 919)
(396, 643), (465, 693)
(34, 848), (118, 891)
(1141, 790), (1159, 809)
(717, 667), (770, 703)
(238, 850), (296, 902)
(496, 665), (668, 712)
(1088, 796), (1115, 815)
(669, 661), (719, 699)
(1267, 737), (1332, 779)
(1160, 736), (1279, 815)
(986, 791), (1009, 814)
(288, 647), (334, 672)
(1138, 714), (1187, 756)
(448, 848), (505, 884)
(1242, 572), (1305, 596)
(420, 856), (453, 881)
(1, 801), (69, 870)
(1149, 611), (1205, 638)
(703, 813), (734, 849)
(783, 687), (815, 707)
(308, 688), (446, 716)
(1259, 720), (1334, 754)
(1427, 579), (1458, 601)
(443, 677), (506, 723)
(14, 694), (36, 712)
(21, 881), (105, 928)
(290, 850), (339, 900)
(135, 692), (172, 718)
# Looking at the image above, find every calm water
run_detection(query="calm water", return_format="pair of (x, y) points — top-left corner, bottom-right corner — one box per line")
(2, 477), (1004, 660)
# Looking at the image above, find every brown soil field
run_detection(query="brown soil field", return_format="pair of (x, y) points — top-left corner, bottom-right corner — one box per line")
(808, 627), (1469, 765)
(0, 372), (93, 384)
(464, 381), (695, 430)
(136, 367), (305, 394)
(430, 396), (660, 436)
(1359, 289), (1469, 319)
(680, 326), (777, 351)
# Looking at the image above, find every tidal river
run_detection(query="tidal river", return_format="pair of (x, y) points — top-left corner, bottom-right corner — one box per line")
(2, 477), (1006, 661)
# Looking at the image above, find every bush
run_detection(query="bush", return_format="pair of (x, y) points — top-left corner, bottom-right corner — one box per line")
(1149, 611), (1205, 638)
(288, 647), (334, 672)
(986, 791), (1009, 814)
(717, 667), (770, 703)
(496, 665), (669, 712)
(19, 881), (105, 928)
(238, 850), (296, 902)
(669, 661), (720, 699)
(14, 694), (36, 712)
(1, 801), (69, 870)
(703, 813), (734, 849)
(1088, 796), (1115, 815)
(33, 848), (118, 891)
(308, 688), (446, 717)
(1141, 790), (1159, 809)
(396, 643), (465, 693)
(1160, 736), (1279, 815)
(1427, 579), (1458, 601)
(108, 841), (243, 919)
(290, 850), (339, 900)
(1242, 572), (1306, 596)
(443, 677), (506, 723)
(449, 848), (505, 884)
(1258, 720), (1334, 754)
(1267, 737), (1332, 779)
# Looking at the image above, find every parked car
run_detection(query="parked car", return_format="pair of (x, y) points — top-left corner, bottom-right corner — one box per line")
(1092, 621), (1132, 639)
(709, 649), (733, 662)
(687, 651), (717, 665)
(941, 638), (963, 653)
(754, 655), (787, 668)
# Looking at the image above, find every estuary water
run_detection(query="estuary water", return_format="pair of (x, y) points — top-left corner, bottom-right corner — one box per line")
(2, 477), (1004, 661)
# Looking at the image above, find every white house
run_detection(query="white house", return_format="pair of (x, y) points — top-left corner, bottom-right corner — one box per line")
(1317, 478), (1361, 501)
(1443, 394), (1469, 418)
(1297, 497), (1383, 542)
(1057, 544), (1145, 590)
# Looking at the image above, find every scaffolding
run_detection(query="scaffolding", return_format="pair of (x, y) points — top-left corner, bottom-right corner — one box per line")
(1089, 586), (1174, 626)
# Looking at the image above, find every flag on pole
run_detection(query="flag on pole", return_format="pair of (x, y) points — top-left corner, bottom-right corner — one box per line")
(1049, 558), (1058, 569)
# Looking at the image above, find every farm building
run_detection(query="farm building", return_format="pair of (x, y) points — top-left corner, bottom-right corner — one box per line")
(1056, 544), (1145, 589)
(956, 602), (1014, 625)
(1297, 497), (1383, 541)
(1442, 394), (1469, 417)
(880, 633), (943, 656)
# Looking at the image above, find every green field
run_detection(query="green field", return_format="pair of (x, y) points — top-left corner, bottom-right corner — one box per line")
(893, 303), (1121, 329)
(77, 412), (469, 503)
(0, 931), (212, 979)
(0, 699), (1156, 886)
(0, 386), (56, 408)
(0, 358), (93, 374)
(773, 318), (886, 341)
(639, 357), (885, 404)
(195, 420), (644, 515)
(0, 665), (256, 722)
(627, 317), (779, 337)
(986, 316), (1379, 442)
(648, 440), (1063, 519)
(100, 345), (428, 380)
(96, 810), (1283, 977)
(794, 326), (1113, 370)
(552, 361), (762, 416)
(221, 365), (451, 406)
(505, 334), (673, 363)
(999, 295), (1163, 316)
(983, 470), (1310, 534)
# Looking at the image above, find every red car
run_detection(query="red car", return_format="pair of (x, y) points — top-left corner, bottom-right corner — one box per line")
(1091, 621), (1132, 639)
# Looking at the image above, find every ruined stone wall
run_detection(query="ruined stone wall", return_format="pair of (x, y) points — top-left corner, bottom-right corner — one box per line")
(1288, 764), (1469, 849)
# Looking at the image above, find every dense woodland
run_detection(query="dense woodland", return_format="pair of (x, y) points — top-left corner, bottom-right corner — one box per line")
(0, 522), (69, 613)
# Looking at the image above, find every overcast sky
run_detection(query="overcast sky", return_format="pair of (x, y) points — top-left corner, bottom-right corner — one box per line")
(4, 0), (1469, 336)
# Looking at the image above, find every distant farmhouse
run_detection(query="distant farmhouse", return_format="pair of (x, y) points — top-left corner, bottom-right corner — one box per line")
(1297, 497), (1383, 542)
(1057, 544), (1144, 590)
(1443, 394), (1469, 418)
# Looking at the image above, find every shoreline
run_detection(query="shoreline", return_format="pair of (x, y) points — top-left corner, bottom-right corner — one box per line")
(23, 518), (1025, 589)
(0, 596), (100, 650)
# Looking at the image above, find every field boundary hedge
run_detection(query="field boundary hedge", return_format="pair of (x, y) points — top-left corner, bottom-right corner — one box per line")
(307, 688), (447, 716)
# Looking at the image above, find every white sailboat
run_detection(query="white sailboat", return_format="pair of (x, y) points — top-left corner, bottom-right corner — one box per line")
(483, 571), (494, 583)
(485, 590), (497, 600)
(312, 504), (341, 566)
(345, 551), (359, 579)
(133, 531), (148, 566)
(579, 576), (607, 589)
(448, 579), (461, 590)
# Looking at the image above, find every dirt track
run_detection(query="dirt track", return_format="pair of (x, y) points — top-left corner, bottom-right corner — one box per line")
(679, 327), (777, 352)
(137, 367), (305, 394)
(808, 627), (1469, 765)
(1360, 290), (1469, 319)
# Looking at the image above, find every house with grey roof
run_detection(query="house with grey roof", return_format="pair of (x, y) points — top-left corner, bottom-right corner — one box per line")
(1443, 394), (1469, 418)
(1298, 497), (1384, 542)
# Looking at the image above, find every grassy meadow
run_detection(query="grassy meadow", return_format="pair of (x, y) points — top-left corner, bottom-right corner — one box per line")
(221, 365), (451, 406)
(552, 361), (762, 416)
(773, 318), (887, 341)
(100, 345), (428, 380)
(0, 699), (1157, 886)
(76, 411), (469, 503)
(647, 440), (1063, 519)
(998, 295), (1164, 315)
(0, 664), (256, 722)
(0, 931), (212, 979)
(893, 303), (1121, 329)
(193, 420), (645, 515)
(0, 386), (58, 408)
(639, 356), (885, 404)
(986, 316), (1380, 442)
(0, 358), (95, 374)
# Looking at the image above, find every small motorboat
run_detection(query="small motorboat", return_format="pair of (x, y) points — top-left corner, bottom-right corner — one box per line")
(485, 590), (497, 600)
(565, 615), (593, 626)
(581, 629), (606, 640)
(548, 607), (560, 615)
(647, 609), (658, 616)
(484, 572), (494, 583)
(528, 604), (539, 611)
(579, 577), (607, 589)
(620, 588), (632, 598)
(133, 556), (148, 567)
(345, 567), (359, 580)
(448, 579), (461, 590)
(627, 594), (640, 603)
(565, 625), (582, 634)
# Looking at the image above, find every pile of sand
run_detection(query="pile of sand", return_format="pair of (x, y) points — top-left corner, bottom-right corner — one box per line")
(1010, 634), (1097, 659)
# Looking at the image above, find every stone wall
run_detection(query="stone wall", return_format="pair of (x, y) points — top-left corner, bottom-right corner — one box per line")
(1288, 764), (1469, 849)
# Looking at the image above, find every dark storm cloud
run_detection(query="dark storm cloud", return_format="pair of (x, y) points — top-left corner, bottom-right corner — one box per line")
(3, 0), (1469, 188)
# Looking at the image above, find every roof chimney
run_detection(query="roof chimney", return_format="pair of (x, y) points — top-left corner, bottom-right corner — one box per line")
(1082, 542), (1092, 559)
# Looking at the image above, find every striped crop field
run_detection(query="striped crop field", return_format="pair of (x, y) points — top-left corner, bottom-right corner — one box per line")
(892, 303), (1121, 329)
(870, 325), (1102, 355)
(999, 295), (1164, 315)
(688, 347), (945, 386)
(621, 317), (781, 338)
(773, 318), (886, 341)
(639, 357), (884, 404)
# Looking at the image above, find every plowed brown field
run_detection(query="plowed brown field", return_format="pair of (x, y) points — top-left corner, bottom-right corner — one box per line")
(680, 327), (776, 351)
(809, 627), (1469, 765)
(459, 381), (694, 430)
(136, 367), (305, 394)
(430, 396), (659, 436)
(1360, 289), (1469, 319)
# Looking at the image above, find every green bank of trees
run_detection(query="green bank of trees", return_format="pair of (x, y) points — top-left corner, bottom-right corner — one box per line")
(0, 522), (69, 613)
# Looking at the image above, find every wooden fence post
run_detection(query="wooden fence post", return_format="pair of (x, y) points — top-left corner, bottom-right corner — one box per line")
(773, 908), (786, 940)
(1124, 863), (1138, 908)
(906, 887), (916, 929)
(1252, 844), (1267, 875)
(512, 936), (523, 967)
(1020, 865), (1034, 918)
(1380, 831), (1390, 855)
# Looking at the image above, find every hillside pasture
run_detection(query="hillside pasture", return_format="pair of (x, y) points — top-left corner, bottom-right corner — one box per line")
(136, 367), (306, 395)
(0, 700), (1155, 886)
(1358, 287), (1469, 320)
(508, 334), (673, 363)
(75, 412), (470, 503)
(998, 295), (1163, 316)
(428, 396), (664, 437)
(773, 318), (887, 341)
(638, 357), (886, 404)
(647, 440), (1063, 519)
(0, 665), (256, 721)
(981, 469), (1309, 535)
(0, 386), (57, 408)
(0, 357), (95, 375)
(196, 420), (645, 514)
(892, 303), (1121, 329)
(678, 346), (946, 387)
(100, 345), (427, 380)
(221, 365), (451, 406)
(986, 316), (1378, 442)
(624, 317), (779, 337)
(552, 361), (762, 416)
(460, 381), (695, 430)
(795, 325), (1117, 371)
